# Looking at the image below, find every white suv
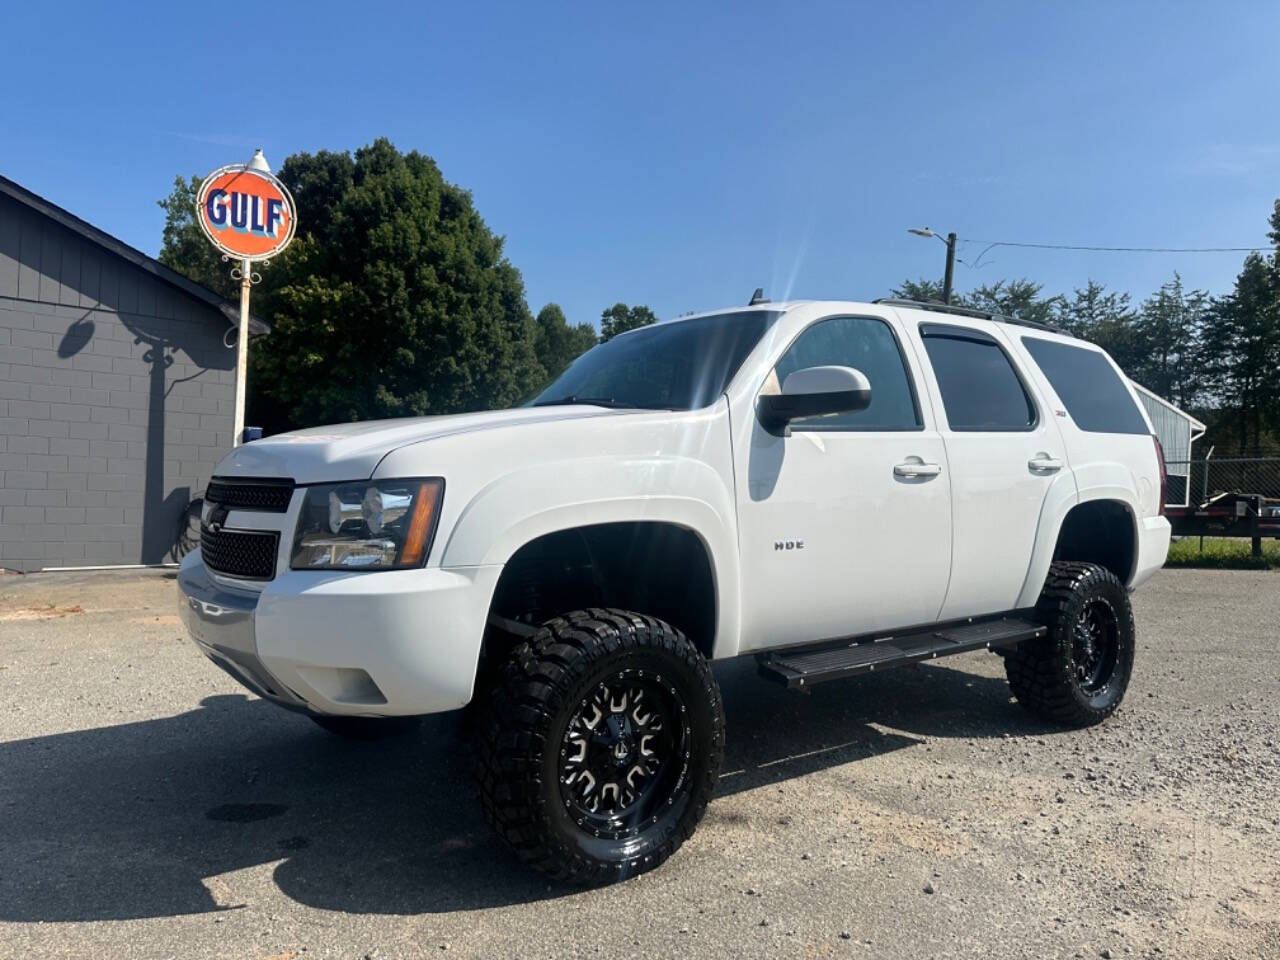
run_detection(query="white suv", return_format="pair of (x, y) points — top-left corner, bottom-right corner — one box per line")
(178, 297), (1170, 883)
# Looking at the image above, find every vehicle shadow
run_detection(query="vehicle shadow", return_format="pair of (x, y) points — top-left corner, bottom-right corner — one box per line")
(0, 657), (1050, 922)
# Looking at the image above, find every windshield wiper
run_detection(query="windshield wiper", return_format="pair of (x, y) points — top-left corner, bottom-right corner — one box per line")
(532, 395), (639, 409)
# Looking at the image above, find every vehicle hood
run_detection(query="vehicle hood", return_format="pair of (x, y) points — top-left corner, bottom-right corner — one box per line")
(213, 407), (630, 483)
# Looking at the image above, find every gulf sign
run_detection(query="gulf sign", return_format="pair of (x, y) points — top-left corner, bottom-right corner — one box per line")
(196, 165), (296, 261)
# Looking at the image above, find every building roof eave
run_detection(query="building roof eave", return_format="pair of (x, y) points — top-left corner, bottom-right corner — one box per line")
(0, 174), (271, 337)
(1129, 379), (1208, 434)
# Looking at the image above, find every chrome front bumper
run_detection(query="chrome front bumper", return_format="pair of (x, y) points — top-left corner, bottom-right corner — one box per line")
(177, 561), (309, 712)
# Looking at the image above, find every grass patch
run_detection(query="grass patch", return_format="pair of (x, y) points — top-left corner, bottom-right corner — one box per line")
(1165, 536), (1280, 569)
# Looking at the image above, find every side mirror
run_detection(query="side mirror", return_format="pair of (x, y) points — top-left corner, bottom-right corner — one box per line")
(757, 365), (872, 436)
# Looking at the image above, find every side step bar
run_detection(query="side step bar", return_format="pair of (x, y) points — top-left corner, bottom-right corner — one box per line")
(756, 617), (1046, 689)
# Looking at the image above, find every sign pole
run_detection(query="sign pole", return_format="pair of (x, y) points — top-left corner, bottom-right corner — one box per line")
(232, 256), (251, 446)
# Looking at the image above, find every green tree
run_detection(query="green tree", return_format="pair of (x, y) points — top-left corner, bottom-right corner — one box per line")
(1202, 255), (1280, 453)
(889, 277), (1062, 325)
(1132, 274), (1210, 408)
(157, 175), (236, 299)
(1056, 280), (1134, 336)
(599, 302), (658, 341)
(158, 139), (544, 432)
(889, 278), (949, 303)
(1056, 280), (1147, 374)
(534, 303), (597, 382)
(966, 279), (1063, 326)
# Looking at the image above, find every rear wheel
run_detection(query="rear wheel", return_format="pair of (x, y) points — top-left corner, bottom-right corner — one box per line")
(1004, 561), (1135, 727)
(473, 608), (724, 884)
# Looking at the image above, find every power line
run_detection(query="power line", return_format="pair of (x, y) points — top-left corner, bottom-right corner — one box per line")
(961, 239), (1271, 254)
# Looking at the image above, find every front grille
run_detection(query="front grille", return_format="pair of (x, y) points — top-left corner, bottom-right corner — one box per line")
(201, 528), (280, 580)
(206, 477), (294, 513)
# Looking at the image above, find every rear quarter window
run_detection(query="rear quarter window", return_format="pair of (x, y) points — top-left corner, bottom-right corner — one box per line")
(1021, 337), (1149, 435)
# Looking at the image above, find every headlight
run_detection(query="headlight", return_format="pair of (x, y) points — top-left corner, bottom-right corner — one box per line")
(291, 478), (444, 570)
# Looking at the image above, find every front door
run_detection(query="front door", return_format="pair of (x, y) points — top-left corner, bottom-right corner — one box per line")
(735, 313), (953, 652)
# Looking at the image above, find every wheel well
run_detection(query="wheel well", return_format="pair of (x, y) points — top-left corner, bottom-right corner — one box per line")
(1052, 499), (1136, 584)
(483, 522), (718, 665)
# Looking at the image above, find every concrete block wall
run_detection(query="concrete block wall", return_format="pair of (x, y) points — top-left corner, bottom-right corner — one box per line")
(0, 193), (236, 570)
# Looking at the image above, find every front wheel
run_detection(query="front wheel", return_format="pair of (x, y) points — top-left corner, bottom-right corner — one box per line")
(473, 609), (724, 884)
(1004, 561), (1135, 727)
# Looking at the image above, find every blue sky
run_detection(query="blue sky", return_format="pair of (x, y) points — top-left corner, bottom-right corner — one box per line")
(3, 2), (1278, 327)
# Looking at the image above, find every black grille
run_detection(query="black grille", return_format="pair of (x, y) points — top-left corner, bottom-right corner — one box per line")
(206, 478), (294, 513)
(201, 528), (280, 580)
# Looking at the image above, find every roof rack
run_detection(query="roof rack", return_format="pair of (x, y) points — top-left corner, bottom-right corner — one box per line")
(874, 298), (1068, 336)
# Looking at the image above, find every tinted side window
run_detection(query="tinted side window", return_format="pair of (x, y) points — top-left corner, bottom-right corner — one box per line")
(773, 316), (921, 430)
(1021, 337), (1149, 434)
(921, 328), (1036, 431)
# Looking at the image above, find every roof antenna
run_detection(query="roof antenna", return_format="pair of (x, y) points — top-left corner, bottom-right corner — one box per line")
(748, 287), (770, 306)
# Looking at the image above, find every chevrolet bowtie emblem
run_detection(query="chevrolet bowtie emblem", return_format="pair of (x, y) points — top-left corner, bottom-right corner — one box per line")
(203, 502), (229, 533)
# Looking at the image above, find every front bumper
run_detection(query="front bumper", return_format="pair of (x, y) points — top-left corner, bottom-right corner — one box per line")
(177, 551), (502, 716)
(178, 557), (310, 712)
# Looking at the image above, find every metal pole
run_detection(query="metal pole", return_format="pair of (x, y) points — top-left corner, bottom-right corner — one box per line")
(232, 257), (250, 446)
(1251, 496), (1263, 559)
(942, 232), (957, 304)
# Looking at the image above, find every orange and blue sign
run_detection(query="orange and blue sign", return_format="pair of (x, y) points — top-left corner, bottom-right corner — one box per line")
(196, 165), (296, 261)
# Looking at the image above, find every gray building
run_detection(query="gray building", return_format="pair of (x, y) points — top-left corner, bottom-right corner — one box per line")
(0, 176), (266, 572)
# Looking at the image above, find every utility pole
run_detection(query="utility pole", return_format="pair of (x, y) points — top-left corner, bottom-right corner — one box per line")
(908, 227), (959, 304)
(941, 231), (957, 305)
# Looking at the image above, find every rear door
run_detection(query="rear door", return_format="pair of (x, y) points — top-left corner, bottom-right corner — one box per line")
(1013, 335), (1163, 520)
(907, 320), (1069, 620)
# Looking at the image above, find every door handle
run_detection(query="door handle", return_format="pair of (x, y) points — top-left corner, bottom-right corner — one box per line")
(894, 460), (942, 479)
(1028, 454), (1064, 473)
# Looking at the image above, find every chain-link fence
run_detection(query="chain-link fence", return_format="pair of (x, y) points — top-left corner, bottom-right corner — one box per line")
(1164, 458), (1280, 507)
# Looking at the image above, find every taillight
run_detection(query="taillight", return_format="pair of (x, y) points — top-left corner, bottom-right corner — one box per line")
(1152, 434), (1167, 516)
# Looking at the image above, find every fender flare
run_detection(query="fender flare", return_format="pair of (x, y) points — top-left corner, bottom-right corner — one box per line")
(1016, 481), (1141, 608)
(438, 456), (742, 658)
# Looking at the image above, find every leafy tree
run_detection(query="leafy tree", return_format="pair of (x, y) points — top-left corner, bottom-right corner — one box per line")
(534, 303), (597, 382)
(966, 279), (1063, 326)
(599, 302), (658, 341)
(159, 139), (544, 431)
(889, 277), (1062, 325)
(889, 278), (948, 303)
(157, 176), (236, 299)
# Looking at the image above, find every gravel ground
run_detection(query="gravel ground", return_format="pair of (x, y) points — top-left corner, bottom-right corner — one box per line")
(1, 568), (1277, 960)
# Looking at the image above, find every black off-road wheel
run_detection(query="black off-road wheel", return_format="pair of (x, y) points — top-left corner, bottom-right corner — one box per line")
(310, 714), (423, 741)
(473, 608), (724, 884)
(1004, 561), (1135, 727)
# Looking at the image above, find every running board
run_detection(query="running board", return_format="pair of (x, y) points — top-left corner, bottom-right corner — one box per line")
(756, 617), (1046, 689)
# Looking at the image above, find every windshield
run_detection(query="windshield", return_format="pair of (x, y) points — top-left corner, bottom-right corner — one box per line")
(531, 311), (776, 410)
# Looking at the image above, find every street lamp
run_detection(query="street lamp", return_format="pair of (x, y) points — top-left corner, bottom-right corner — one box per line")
(908, 227), (957, 304)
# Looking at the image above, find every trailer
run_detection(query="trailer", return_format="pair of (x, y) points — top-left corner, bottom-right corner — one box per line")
(1166, 492), (1280, 558)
